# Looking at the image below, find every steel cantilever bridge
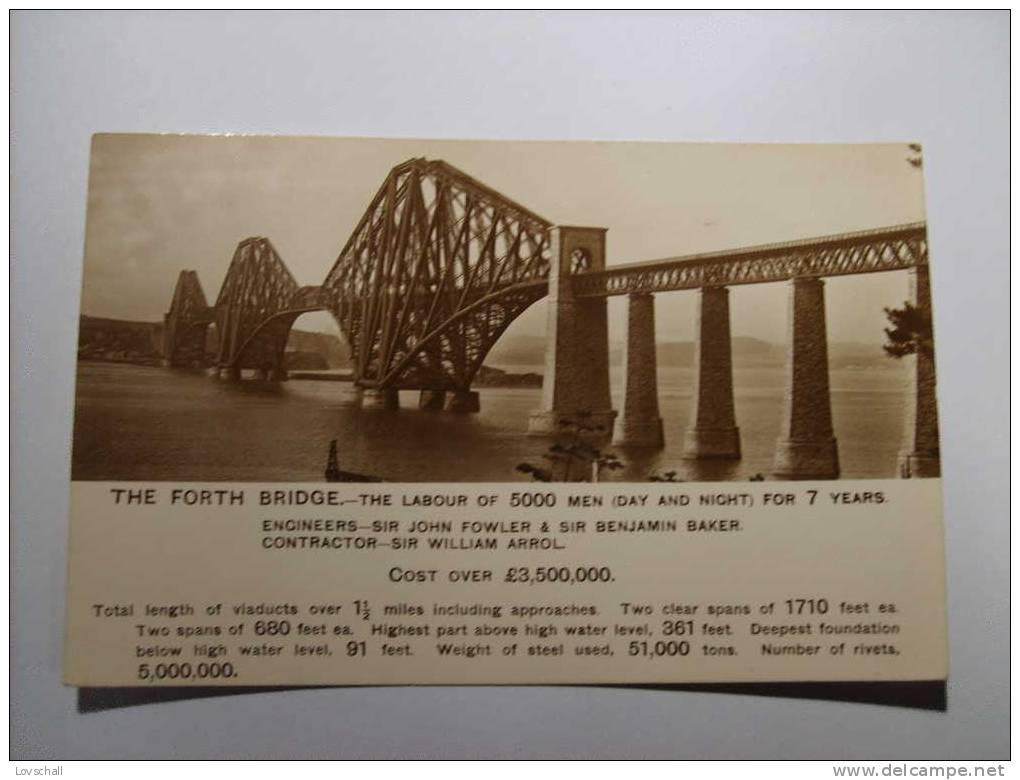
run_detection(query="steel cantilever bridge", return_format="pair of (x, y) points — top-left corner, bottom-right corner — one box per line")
(164, 159), (554, 391)
(163, 157), (937, 479)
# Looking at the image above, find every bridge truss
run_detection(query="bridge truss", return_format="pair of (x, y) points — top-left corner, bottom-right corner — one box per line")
(321, 158), (552, 390)
(211, 237), (331, 375)
(162, 158), (927, 394)
(162, 270), (214, 368)
(570, 223), (928, 297)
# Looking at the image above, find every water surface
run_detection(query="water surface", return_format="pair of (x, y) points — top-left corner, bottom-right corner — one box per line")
(71, 361), (908, 482)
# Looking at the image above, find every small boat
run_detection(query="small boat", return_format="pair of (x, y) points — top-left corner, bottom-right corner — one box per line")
(324, 439), (384, 482)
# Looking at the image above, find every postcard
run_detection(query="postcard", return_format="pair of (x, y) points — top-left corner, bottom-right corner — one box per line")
(64, 135), (946, 686)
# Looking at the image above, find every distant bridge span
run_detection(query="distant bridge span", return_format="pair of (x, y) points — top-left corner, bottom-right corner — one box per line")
(162, 158), (937, 478)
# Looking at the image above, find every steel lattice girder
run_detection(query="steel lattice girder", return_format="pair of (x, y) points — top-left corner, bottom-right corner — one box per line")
(163, 270), (215, 365)
(570, 223), (928, 297)
(321, 158), (553, 390)
(214, 238), (327, 370)
(168, 270), (214, 322)
(164, 161), (929, 388)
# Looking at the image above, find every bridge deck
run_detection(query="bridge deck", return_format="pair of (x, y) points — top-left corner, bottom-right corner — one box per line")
(571, 222), (927, 297)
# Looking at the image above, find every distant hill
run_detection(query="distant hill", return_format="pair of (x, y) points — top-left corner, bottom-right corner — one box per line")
(286, 330), (348, 368)
(827, 341), (898, 370)
(77, 315), (349, 368)
(486, 334), (547, 366)
(487, 333), (779, 367)
(78, 316), (898, 374)
(77, 316), (164, 364)
(487, 332), (896, 370)
(620, 336), (779, 367)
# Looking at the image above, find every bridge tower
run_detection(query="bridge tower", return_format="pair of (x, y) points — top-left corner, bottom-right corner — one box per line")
(322, 158), (553, 410)
(528, 226), (616, 440)
(212, 237), (325, 382)
(162, 270), (214, 368)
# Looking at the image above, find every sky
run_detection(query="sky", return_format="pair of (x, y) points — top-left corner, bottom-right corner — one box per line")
(80, 135), (927, 346)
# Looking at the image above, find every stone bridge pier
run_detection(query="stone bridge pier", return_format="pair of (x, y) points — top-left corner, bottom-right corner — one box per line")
(684, 286), (741, 459)
(614, 293), (664, 447)
(417, 389), (481, 413)
(614, 285), (743, 456)
(773, 276), (840, 480)
(529, 226), (616, 440)
(337, 385), (481, 413)
(898, 266), (940, 478)
(362, 388), (400, 410)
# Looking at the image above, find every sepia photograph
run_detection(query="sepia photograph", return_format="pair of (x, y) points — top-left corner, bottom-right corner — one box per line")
(73, 135), (940, 483)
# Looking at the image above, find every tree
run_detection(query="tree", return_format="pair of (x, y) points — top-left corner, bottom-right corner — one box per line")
(883, 301), (934, 360)
(883, 144), (934, 361)
(517, 411), (624, 482)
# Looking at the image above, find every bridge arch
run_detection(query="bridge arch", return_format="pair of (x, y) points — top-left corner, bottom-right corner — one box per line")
(366, 279), (548, 390)
(207, 238), (328, 379)
(224, 305), (332, 380)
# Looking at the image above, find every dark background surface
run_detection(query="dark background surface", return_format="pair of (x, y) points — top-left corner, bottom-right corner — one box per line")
(78, 681), (948, 715)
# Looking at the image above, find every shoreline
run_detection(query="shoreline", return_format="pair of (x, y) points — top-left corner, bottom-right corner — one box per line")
(77, 358), (547, 389)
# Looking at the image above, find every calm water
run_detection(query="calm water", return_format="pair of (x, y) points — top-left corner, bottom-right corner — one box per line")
(72, 361), (909, 482)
